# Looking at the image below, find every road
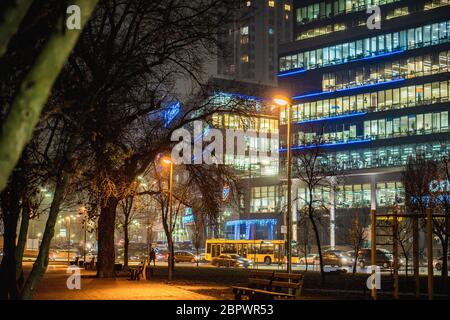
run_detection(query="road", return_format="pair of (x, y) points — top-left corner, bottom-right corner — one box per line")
(150, 260), (442, 276)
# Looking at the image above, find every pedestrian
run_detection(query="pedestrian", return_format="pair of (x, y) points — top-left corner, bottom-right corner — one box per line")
(149, 248), (156, 267)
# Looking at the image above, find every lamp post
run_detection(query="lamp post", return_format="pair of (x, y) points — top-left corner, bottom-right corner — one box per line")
(66, 216), (71, 265)
(161, 157), (174, 226)
(80, 206), (88, 264)
(274, 96), (293, 274)
(161, 156), (174, 280)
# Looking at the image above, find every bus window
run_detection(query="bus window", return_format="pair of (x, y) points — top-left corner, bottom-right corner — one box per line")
(274, 244), (283, 260)
(207, 243), (211, 254)
(221, 243), (237, 254)
(261, 243), (274, 254)
(239, 244), (248, 257)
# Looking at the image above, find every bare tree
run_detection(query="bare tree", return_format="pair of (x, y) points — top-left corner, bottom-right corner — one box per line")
(293, 135), (342, 282)
(146, 158), (239, 281)
(343, 210), (368, 276)
(432, 157), (450, 279)
(402, 155), (437, 294)
(189, 215), (205, 267)
(396, 217), (413, 278)
(296, 215), (315, 271)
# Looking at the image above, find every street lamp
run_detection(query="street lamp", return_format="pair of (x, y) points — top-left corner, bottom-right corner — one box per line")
(79, 206), (88, 264)
(65, 216), (71, 265)
(161, 156), (174, 235)
(273, 95), (293, 274)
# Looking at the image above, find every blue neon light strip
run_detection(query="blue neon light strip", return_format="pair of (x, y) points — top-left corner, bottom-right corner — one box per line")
(279, 139), (372, 152)
(293, 78), (405, 100)
(163, 101), (181, 128)
(225, 219), (277, 227)
(361, 49), (405, 61)
(277, 68), (307, 78)
(297, 112), (367, 124)
(279, 49), (405, 76)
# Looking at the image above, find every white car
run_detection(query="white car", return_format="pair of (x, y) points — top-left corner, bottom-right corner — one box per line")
(299, 254), (319, 265)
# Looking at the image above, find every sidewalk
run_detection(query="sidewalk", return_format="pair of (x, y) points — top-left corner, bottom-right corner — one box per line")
(32, 265), (223, 300)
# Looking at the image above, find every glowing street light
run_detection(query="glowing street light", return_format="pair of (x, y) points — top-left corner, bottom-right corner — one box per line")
(161, 156), (174, 261)
(65, 216), (71, 265)
(273, 95), (293, 274)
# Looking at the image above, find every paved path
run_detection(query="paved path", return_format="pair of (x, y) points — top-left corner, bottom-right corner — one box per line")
(31, 265), (222, 300)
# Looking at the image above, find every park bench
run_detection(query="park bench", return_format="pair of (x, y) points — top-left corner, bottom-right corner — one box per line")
(232, 271), (304, 300)
(129, 260), (148, 281)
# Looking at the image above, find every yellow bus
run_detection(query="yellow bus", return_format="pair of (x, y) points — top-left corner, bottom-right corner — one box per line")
(205, 239), (299, 265)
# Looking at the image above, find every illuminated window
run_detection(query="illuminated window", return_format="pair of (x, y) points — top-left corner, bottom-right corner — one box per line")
(284, 4), (291, 11)
(386, 7), (409, 19)
(241, 55), (249, 63)
(240, 26), (249, 35)
(268, 1), (275, 7)
(424, 0), (450, 10)
(240, 36), (249, 44)
(286, 80), (450, 124)
(280, 20), (450, 72)
(246, 1), (251, 6)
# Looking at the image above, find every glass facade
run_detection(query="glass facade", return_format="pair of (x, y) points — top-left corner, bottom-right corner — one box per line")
(296, 0), (400, 25)
(317, 141), (450, 171)
(250, 185), (285, 213)
(297, 23), (346, 41)
(296, 186), (331, 208)
(291, 110), (448, 146)
(280, 20), (450, 72)
(281, 80), (450, 123)
(377, 182), (404, 207)
(213, 113), (278, 133)
(336, 184), (371, 208)
(212, 110), (279, 177)
(276, 0), (450, 245)
(322, 50), (450, 91)
(363, 111), (449, 139)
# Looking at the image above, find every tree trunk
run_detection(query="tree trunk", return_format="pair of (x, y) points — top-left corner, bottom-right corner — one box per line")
(20, 171), (71, 300)
(196, 245), (199, 267)
(413, 216), (420, 298)
(97, 197), (119, 278)
(441, 235), (448, 279)
(0, 178), (21, 300)
(167, 236), (175, 281)
(0, 0), (99, 193)
(123, 221), (129, 268)
(352, 246), (358, 276)
(15, 202), (30, 283)
(442, 215), (449, 279)
(0, 0), (34, 57)
(309, 214), (325, 283)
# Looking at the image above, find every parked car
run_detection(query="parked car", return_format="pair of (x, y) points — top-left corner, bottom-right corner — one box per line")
(211, 254), (252, 268)
(174, 251), (197, 263)
(357, 249), (393, 269)
(315, 250), (354, 267)
(433, 255), (450, 271)
(196, 253), (207, 263)
(299, 254), (319, 265)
